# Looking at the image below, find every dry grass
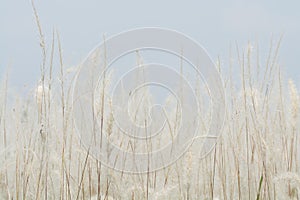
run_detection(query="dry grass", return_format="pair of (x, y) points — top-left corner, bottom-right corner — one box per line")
(0, 4), (299, 200)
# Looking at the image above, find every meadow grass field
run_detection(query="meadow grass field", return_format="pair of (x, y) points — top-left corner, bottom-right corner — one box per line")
(0, 6), (299, 200)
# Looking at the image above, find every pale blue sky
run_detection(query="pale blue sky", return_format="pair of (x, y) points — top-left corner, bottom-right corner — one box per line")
(1, 0), (299, 92)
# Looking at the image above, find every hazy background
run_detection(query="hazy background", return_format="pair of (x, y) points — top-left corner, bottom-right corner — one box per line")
(1, 0), (299, 94)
